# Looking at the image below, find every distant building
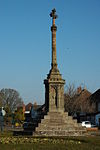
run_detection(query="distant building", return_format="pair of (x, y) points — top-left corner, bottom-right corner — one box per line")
(76, 88), (91, 104)
(25, 103), (33, 111)
(24, 102), (45, 123)
(90, 89), (100, 112)
(78, 89), (100, 126)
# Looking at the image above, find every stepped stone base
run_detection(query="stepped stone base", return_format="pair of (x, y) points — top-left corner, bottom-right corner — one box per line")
(34, 111), (87, 136)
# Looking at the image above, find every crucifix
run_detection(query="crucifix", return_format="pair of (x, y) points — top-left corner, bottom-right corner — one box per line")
(50, 8), (58, 26)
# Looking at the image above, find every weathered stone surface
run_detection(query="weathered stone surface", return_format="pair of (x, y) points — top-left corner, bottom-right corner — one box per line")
(34, 9), (87, 136)
(35, 111), (86, 136)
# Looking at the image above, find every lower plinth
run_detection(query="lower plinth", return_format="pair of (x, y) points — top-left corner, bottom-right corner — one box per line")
(34, 111), (87, 136)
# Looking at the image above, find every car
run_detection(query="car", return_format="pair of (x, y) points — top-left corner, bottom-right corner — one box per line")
(81, 121), (92, 128)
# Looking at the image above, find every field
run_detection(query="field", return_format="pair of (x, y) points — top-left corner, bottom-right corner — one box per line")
(0, 131), (100, 150)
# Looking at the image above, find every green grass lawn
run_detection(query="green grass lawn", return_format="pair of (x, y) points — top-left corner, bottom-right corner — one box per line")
(0, 131), (100, 150)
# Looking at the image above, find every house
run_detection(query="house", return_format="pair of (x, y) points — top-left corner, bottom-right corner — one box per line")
(90, 89), (100, 112)
(25, 103), (33, 111)
(78, 89), (100, 126)
(89, 89), (100, 126)
(74, 87), (92, 113)
(24, 102), (45, 122)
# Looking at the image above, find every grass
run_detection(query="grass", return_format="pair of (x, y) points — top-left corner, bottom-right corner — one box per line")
(0, 131), (100, 150)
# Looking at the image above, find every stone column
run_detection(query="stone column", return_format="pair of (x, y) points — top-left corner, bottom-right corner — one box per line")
(50, 9), (58, 69)
(51, 25), (57, 69)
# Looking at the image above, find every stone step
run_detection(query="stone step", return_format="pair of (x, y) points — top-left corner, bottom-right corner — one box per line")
(44, 115), (73, 121)
(49, 115), (64, 119)
(47, 113), (67, 119)
(36, 124), (85, 131)
(36, 127), (81, 132)
(44, 115), (50, 119)
(78, 123), (82, 127)
(47, 111), (68, 116)
(41, 119), (64, 124)
(44, 112), (74, 121)
(50, 115), (73, 120)
(37, 123), (80, 130)
(63, 116), (73, 120)
(63, 112), (69, 116)
(36, 123), (83, 132)
(35, 111), (87, 136)
(35, 112), (86, 136)
(64, 119), (77, 124)
(41, 118), (78, 125)
(35, 129), (86, 136)
(40, 120), (79, 127)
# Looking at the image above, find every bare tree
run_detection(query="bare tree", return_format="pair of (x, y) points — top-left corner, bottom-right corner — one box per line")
(64, 84), (94, 115)
(0, 88), (23, 112)
(64, 83), (76, 115)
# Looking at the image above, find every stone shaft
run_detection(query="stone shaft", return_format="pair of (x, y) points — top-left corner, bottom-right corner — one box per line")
(50, 8), (58, 69)
(51, 25), (57, 69)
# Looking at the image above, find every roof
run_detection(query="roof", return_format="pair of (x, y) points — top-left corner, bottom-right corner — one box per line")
(76, 89), (92, 102)
(25, 103), (33, 111)
(25, 102), (43, 111)
(90, 89), (100, 103)
(73, 89), (92, 113)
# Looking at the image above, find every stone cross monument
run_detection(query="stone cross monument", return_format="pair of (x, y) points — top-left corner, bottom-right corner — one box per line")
(44, 8), (65, 113)
(35, 9), (86, 136)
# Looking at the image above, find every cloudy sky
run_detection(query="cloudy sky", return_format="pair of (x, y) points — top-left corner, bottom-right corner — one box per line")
(0, 0), (100, 104)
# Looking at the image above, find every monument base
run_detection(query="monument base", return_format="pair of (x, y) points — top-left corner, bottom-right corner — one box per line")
(35, 111), (87, 136)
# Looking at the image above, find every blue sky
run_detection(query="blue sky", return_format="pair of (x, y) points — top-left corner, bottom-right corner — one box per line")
(0, 0), (100, 104)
